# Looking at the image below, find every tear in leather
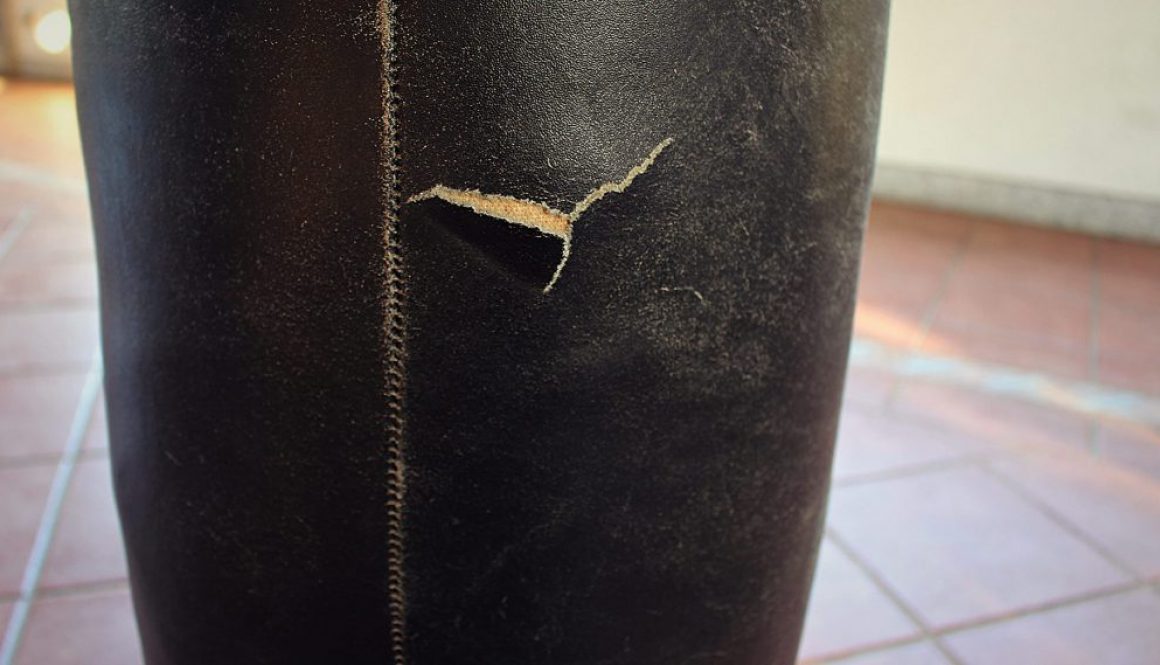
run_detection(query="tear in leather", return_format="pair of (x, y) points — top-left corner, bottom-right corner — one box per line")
(406, 138), (672, 293)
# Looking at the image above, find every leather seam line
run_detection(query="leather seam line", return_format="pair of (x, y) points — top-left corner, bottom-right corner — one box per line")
(379, 1), (407, 663)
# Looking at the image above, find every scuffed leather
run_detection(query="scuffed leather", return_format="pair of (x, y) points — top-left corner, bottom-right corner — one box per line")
(70, 1), (888, 663)
(397, 3), (888, 664)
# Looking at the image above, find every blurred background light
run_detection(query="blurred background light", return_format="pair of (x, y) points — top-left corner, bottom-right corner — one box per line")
(31, 8), (70, 55)
(0, 0), (73, 79)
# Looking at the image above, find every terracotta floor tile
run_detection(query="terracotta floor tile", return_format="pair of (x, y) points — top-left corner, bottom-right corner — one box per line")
(859, 238), (960, 300)
(820, 641), (952, 665)
(832, 409), (992, 483)
(842, 367), (895, 412)
(0, 600), (12, 646)
(40, 459), (127, 589)
(934, 278), (1091, 348)
(853, 301), (927, 350)
(0, 195), (29, 230)
(943, 588), (1160, 665)
(0, 83), (84, 182)
(860, 206), (966, 292)
(1098, 304), (1160, 361)
(0, 308), (98, 374)
(990, 453), (1160, 578)
(0, 259), (98, 306)
(827, 465), (1129, 629)
(969, 220), (1094, 263)
(866, 202), (974, 244)
(1096, 353), (1160, 397)
(0, 371), (87, 463)
(797, 540), (920, 662)
(1099, 239), (1160, 313)
(0, 206), (20, 236)
(857, 260), (947, 310)
(1098, 419), (1160, 483)
(0, 158), (81, 195)
(953, 244), (1092, 302)
(14, 588), (141, 665)
(2, 222), (95, 266)
(892, 379), (1091, 454)
(0, 465), (54, 596)
(1099, 267), (1160, 314)
(860, 236), (959, 284)
(922, 322), (1090, 381)
(1098, 238), (1160, 281)
(856, 239), (950, 351)
(0, 183), (89, 227)
(40, 459), (127, 590)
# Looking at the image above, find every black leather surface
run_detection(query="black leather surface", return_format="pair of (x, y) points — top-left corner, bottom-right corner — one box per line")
(70, 2), (395, 663)
(398, 4), (888, 664)
(71, 1), (888, 663)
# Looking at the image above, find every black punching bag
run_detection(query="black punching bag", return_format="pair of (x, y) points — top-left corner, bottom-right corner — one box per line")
(69, 2), (889, 663)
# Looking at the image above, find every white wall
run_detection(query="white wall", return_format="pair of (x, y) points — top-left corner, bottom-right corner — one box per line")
(877, 0), (1160, 206)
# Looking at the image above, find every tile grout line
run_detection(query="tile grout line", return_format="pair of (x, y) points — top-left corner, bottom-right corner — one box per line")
(979, 459), (1143, 582)
(932, 576), (1159, 638)
(833, 421), (1149, 499)
(910, 223), (973, 348)
(0, 162), (87, 194)
(1085, 241), (1104, 453)
(0, 363), (97, 381)
(0, 301), (102, 314)
(31, 578), (130, 602)
(826, 520), (1160, 663)
(0, 208), (33, 265)
(832, 453), (999, 489)
(0, 454), (77, 472)
(882, 222), (973, 410)
(0, 350), (102, 665)
(807, 634), (930, 664)
(813, 636), (941, 665)
(823, 529), (967, 665)
(0, 579), (131, 608)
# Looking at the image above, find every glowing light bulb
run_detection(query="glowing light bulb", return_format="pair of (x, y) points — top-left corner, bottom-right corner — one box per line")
(33, 9), (72, 55)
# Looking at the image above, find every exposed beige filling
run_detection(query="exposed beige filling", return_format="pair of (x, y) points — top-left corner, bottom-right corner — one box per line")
(406, 137), (673, 293)
(407, 186), (572, 239)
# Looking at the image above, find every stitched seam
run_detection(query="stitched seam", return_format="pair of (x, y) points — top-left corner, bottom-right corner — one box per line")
(379, 1), (407, 663)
